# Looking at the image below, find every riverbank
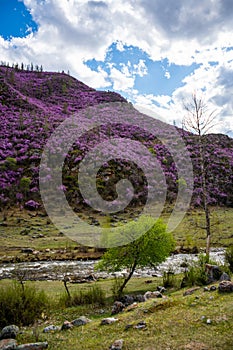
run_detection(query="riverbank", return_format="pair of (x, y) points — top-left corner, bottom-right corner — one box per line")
(0, 207), (232, 264)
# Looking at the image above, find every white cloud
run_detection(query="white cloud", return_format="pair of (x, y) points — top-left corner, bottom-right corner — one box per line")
(116, 40), (125, 52)
(109, 66), (135, 91)
(164, 71), (170, 79)
(0, 0), (232, 135)
(133, 59), (147, 77)
(136, 60), (233, 135)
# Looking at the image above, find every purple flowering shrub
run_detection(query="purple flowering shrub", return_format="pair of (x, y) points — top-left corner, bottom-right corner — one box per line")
(0, 65), (232, 211)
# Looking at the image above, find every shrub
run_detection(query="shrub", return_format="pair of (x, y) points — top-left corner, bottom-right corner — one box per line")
(163, 269), (176, 288)
(0, 281), (48, 328)
(61, 284), (106, 307)
(24, 200), (40, 210)
(111, 277), (125, 300)
(225, 246), (233, 273)
(181, 254), (210, 287)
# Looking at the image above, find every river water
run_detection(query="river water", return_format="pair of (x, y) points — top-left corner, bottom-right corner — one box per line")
(0, 248), (225, 281)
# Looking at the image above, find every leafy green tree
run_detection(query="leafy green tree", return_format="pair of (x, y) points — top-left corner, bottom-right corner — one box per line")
(96, 216), (175, 296)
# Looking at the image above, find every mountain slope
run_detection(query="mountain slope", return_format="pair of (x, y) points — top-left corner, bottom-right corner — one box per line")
(0, 66), (232, 212)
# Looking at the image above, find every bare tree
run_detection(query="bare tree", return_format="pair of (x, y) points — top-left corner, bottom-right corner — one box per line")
(182, 93), (217, 258)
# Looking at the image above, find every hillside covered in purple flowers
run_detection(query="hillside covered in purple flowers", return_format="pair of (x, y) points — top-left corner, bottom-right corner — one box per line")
(0, 65), (232, 213)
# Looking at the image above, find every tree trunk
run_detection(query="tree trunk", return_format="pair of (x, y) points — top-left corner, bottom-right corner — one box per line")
(118, 260), (138, 296)
(206, 229), (211, 258)
(63, 279), (71, 299)
(198, 135), (211, 259)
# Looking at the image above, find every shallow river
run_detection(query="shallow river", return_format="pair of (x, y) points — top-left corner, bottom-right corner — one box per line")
(0, 248), (225, 281)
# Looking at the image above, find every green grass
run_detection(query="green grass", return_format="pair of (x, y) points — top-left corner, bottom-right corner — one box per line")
(0, 277), (232, 350)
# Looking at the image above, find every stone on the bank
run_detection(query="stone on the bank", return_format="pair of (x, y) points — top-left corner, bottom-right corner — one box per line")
(219, 272), (231, 282)
(0, 326), (19, 340)
(61, 321), (73, 330)
(0, 339), (17, 350)
(71, 316), (91, 326)
(205, 264), (222, 283)
(119, 294), (145, 305)
(157, 286), (166, 293)
(100, 318), (118, 325)
(210, 285), (217, 291)
(119, 295), (134, 306)
(218, 280), (233, 292)
(125, 302), (138, 312)
(144, 291), (163, 300)
(134, 321), (147, 329)
(43, 325), (60, 333)
(109, 339), (124, 350)
(16, 342), (48, 350)
(183, 287), (200, 296)
(111, 302), (125, 315)
(134, 294), (146, 303)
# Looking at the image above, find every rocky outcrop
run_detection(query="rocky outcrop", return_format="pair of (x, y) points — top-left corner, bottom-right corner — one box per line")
(71, 316), (91, 326)
(218, 280), (233, 292)
(0, 326), (19, 341)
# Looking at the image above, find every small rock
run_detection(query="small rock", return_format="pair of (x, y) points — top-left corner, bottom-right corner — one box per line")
(61, 321), (73, 330)
(157, 286), (166, 294)
(134, 294), (146, 303)
(125, 302), (138, 312)
(203, 287), (209, 292)
(21, 248), (33, 254)
(0, 338), (17, 350)
(43, 325), (60, 333)
(111, 302), (125, 315)
(183, 287), (200, 296)
(210, 285), (217, 291)
(32, 251), (40, 255)
(109, 339), (124, 350)
(205, 264), (222, 283)
(219, 272), (231, 282)
(144, 291), (162, 300)
(0, 326), (19, 340)
(100, 318), (118, 325)
(218, 280), (233, 293)
(119, 295), (134, 306)
(71, 316), (91, 326)
(134, 321), (147, 329)
(206, 319), (212, 324)
(16, 342), (48, 350)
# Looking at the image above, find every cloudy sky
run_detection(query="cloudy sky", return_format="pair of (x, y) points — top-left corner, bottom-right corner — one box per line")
(0, 0), (233, 136)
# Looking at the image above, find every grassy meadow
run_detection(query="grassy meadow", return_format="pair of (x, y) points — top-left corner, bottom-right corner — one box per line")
(0, 277), (232, 350)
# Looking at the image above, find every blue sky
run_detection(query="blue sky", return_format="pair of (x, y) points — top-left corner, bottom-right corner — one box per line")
(0, 0), (233, 136)
(0, 0), (37, 39)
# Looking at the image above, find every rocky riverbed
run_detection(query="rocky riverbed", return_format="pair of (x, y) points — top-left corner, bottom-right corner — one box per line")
(0, 248), (225, 281)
